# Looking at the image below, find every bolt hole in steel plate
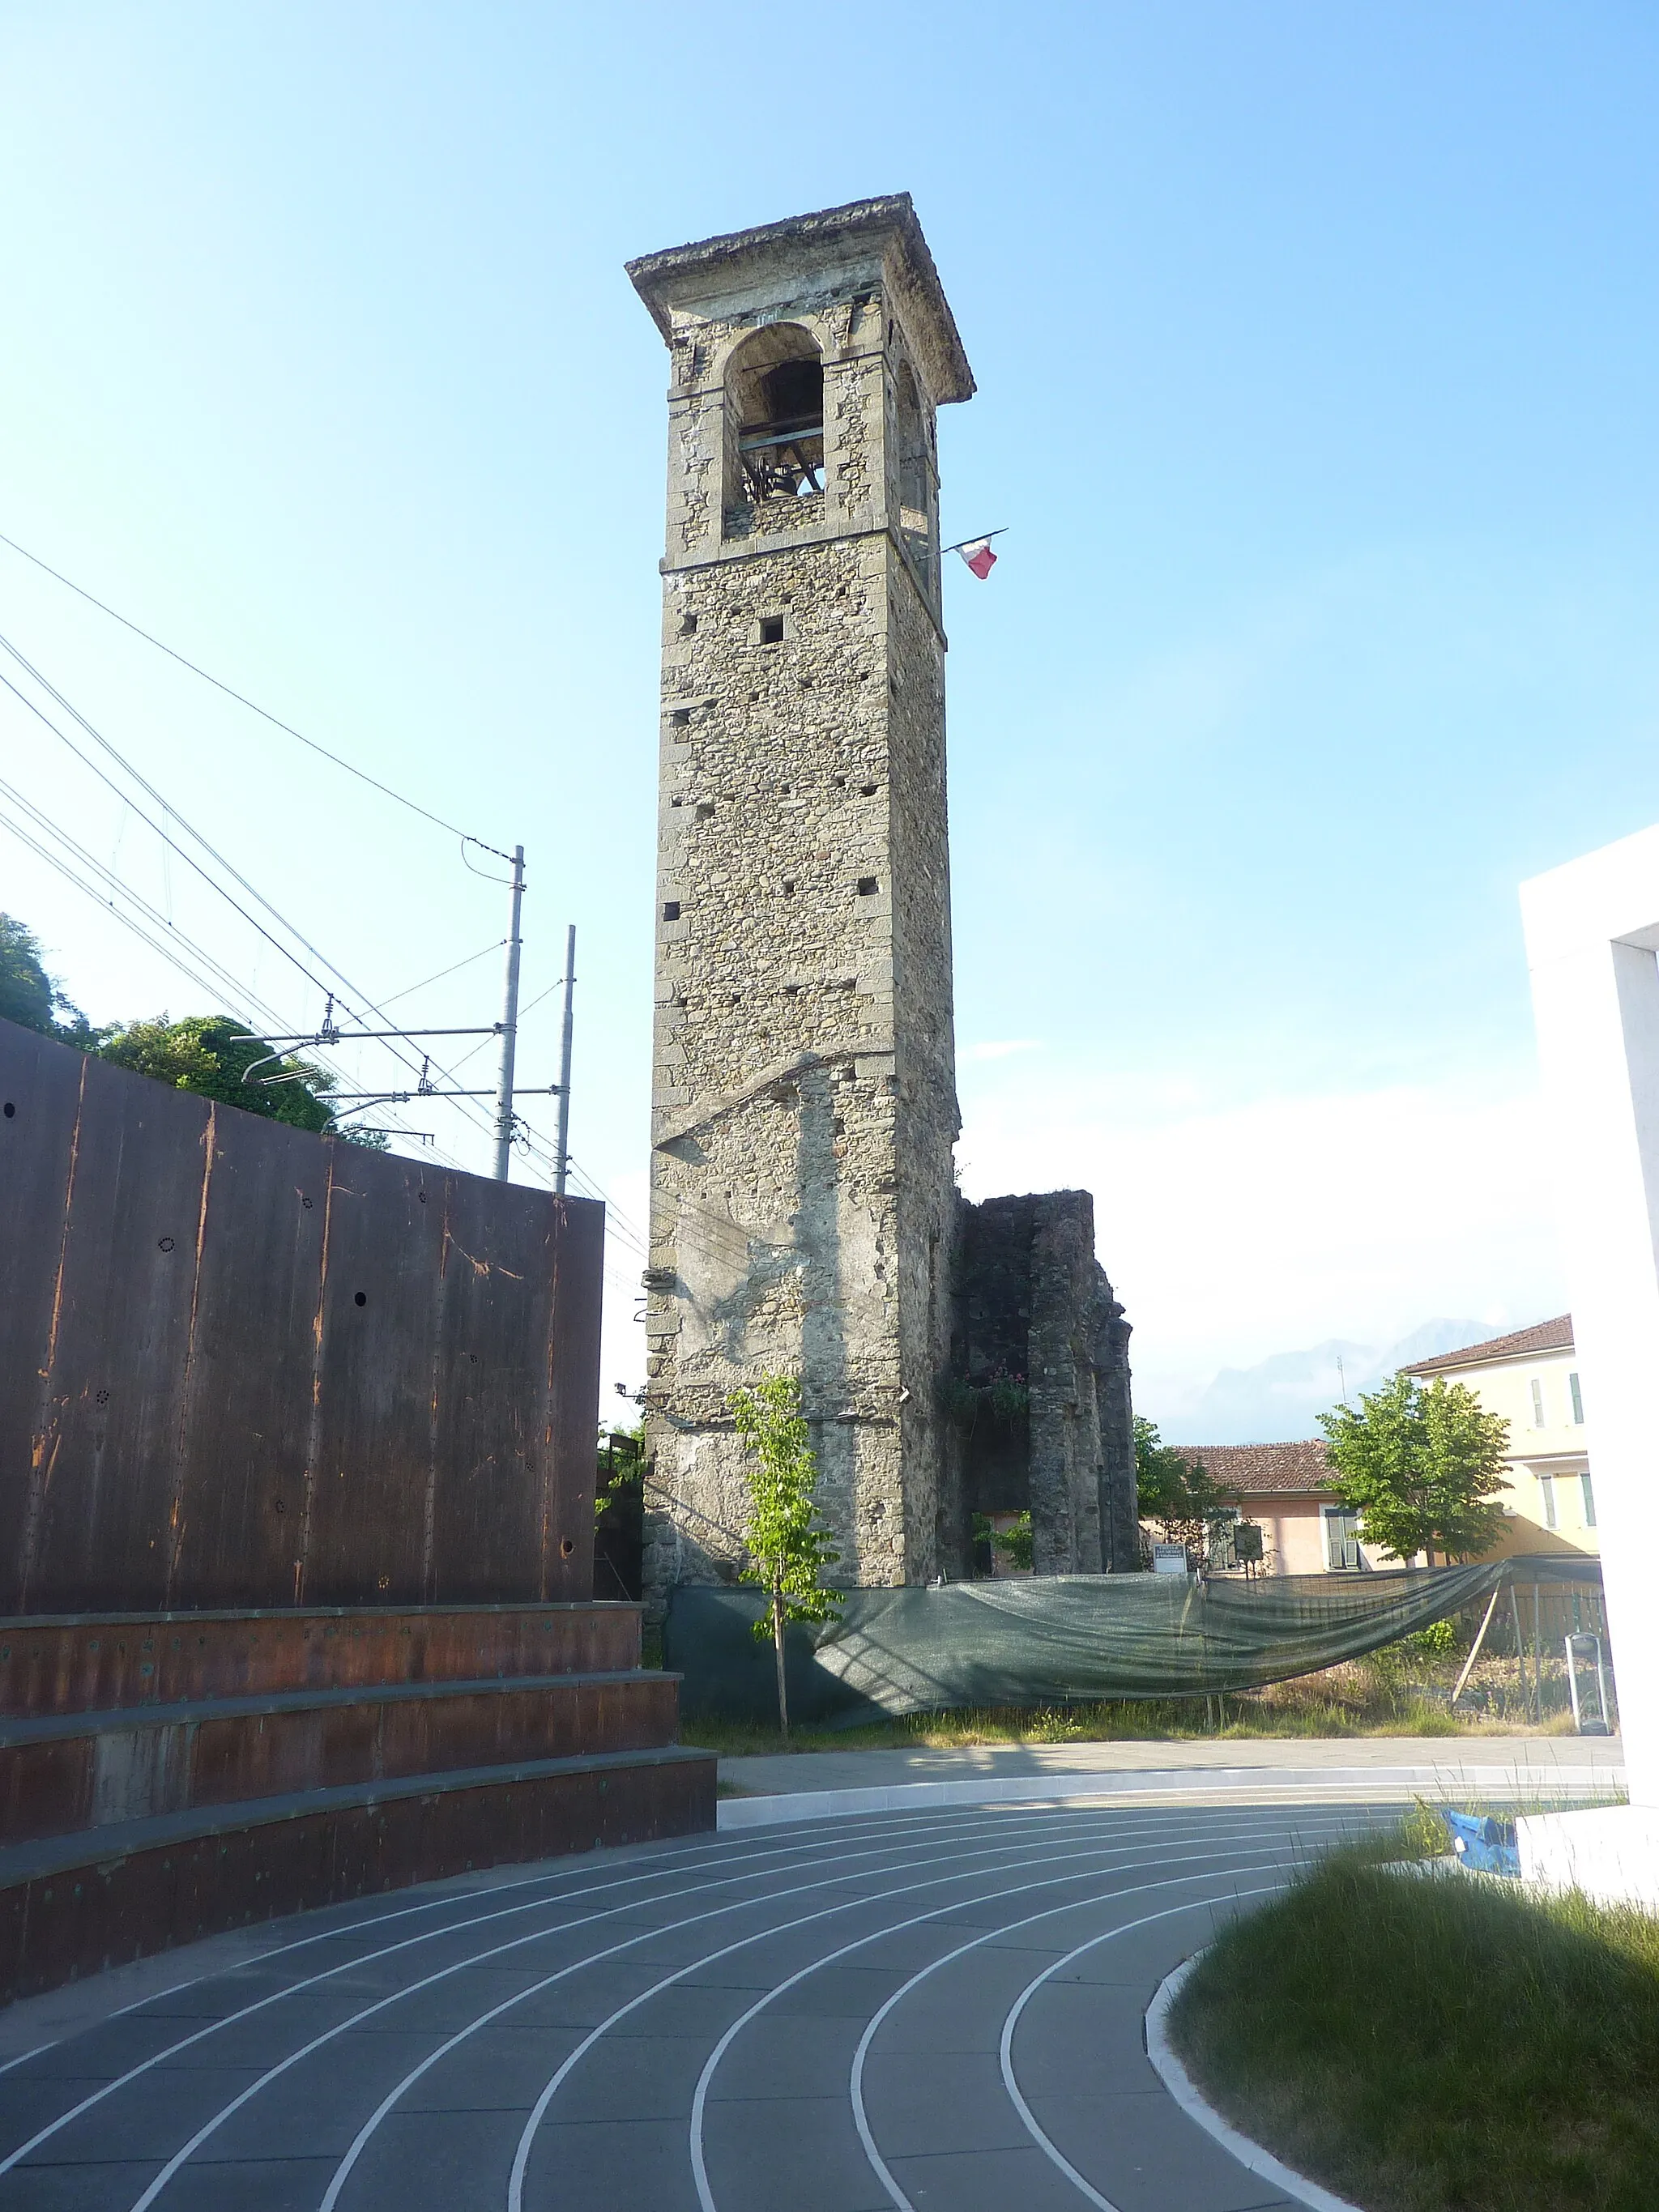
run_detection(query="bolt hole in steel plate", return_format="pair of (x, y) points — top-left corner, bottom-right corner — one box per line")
(560, 1537), (575, 1558)
(157, 1236), (175, 1251)
(2, 1101), (14, 1117)
(354, 1290), (368, 1306)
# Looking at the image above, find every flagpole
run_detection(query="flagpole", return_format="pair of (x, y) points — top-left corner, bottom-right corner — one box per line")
(940, 527), (1009, 556)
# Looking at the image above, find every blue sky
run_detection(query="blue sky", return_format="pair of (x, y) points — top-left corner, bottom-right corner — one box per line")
(2, 4), (1655, 1429)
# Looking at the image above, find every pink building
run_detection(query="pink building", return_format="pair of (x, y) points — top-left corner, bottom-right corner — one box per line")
(1166, 1440), (1366, 1575)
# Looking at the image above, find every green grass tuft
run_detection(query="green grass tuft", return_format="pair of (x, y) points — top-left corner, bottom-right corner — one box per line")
(1170, 1859), (1659, 2212)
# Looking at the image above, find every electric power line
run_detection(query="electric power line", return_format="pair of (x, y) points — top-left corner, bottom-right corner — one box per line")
(0, 793), (447, 1161)
(379, 938), (505, 1008)
(0, 527), (514, 862)
(0, 650), (525, 1162)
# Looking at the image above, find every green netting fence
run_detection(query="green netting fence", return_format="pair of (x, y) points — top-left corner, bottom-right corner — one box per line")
(664, 1557), (1606, 1726)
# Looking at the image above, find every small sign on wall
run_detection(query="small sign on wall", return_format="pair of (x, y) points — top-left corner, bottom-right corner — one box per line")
(1151, 1544), (1189, 1576)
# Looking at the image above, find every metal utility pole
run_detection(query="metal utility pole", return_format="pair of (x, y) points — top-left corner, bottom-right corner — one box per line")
(492, 846), (526, 1181)
(554, 924), (575, 1194)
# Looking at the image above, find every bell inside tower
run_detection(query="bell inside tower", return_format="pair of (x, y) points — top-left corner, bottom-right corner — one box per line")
(730, 332), (824, 501)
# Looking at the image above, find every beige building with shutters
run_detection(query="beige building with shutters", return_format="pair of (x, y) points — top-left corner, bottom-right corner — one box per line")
(1402, 1316), (1597, 1560)
(1175, 1317), (1598, 1574)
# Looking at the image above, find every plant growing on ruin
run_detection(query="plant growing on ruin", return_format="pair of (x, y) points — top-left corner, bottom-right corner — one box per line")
(940, 1367), (1030, 1431)
(729, 1374), (841, 1740)
(1318, 1375), (1509, 1566)
(971, 1510), (1034, 1573)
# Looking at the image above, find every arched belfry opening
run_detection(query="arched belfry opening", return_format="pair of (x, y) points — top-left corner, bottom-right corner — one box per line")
(725, 324), (824, 511)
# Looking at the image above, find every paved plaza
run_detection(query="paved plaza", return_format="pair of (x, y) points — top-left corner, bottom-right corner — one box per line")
(0, 1741), (1624, 2211)
(0, 1796), (1432, 2210)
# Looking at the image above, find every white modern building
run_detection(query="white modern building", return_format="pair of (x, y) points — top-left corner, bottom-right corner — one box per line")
(1517, 820), (1659, 1906)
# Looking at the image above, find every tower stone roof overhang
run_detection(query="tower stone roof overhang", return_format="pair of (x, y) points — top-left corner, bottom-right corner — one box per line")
(627, 193), (975, 407)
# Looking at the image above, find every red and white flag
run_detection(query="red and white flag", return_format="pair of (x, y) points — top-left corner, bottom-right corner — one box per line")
(955, 536), (998, 580)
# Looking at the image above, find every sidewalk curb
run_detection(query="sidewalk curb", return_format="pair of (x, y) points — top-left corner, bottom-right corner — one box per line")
(1145, 1953), (1365, 2212)
(714, 1760), (1623, 1830)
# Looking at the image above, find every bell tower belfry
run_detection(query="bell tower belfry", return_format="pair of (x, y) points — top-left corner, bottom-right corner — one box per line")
(627, 197), (975, 1607)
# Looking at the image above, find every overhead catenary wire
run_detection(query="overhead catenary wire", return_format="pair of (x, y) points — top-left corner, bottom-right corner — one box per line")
(0, 528), (514, 863)
(379, 939), (506, 1008)
(0, 807), (279, 1032)
(0, 620), (561, 1183)
(0, 650), (526, 1163)
(0, 662), (351, 1018)
(0, 791), (452, 1161)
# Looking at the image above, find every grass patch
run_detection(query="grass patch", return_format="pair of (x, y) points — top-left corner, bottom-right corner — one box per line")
(1170, 1853), (1659, 2212)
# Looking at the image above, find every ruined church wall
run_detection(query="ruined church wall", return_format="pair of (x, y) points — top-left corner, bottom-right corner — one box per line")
(950, 1191), (1138, 1577)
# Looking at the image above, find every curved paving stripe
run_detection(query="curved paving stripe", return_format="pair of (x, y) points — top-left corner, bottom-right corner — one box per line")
(0, 1800), (1386, 2210)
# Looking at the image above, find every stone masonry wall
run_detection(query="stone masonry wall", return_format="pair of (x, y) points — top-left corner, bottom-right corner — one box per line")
(950, 1191), (1139, 1578)
(638, 218), (961, 1618)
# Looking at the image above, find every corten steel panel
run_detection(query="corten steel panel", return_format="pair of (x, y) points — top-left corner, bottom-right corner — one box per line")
(0, 1737), (92, 1841)
(0, 1020), (605, 1613)
(301, 1150), (446, 1605)
(19, 1048), (211, 1613)
(427, 1171), (557, 1600)
(167, 1105), (329, 1607)
(0, 1029), (85, 1600)
(544, 1193), (604, 1599)
(0, 1752), (717, 2002)
(0, 1603), (642, 1715)
(0, 1672), (684, 1838)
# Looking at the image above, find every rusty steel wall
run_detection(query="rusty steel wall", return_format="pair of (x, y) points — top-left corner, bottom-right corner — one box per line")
(0, 1019), (604, 1613)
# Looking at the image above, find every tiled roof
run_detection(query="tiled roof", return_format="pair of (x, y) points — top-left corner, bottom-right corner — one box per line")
(1401, 1316), (1574, 1375)
(1168, 1440), (1337, 1495)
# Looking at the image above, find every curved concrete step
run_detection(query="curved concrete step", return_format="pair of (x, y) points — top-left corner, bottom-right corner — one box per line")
(0, 1669), (684, 1843)
(0, 1743), (717, 2002)
(0, 1601), (642, 1716)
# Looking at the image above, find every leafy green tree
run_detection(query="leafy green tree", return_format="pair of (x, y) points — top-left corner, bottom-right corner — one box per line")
(729, 1374), (841, 1739)
(0, 914), (92, 1040)
(97, 1015), (341, 1132)
(1134, 1417), (1239, 1562)
(1317, 1373), (1509, 1566)
(970, 1510), (1034, 1575)
(595, 1423), (645, 1524)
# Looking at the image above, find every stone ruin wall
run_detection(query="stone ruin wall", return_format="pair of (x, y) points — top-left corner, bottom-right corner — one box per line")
(949, 1191), (1139, 1578)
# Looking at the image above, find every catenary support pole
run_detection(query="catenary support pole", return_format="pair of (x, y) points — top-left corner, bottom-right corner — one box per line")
(554, 923), (575, 1195)
(492, 845), (526, 1181)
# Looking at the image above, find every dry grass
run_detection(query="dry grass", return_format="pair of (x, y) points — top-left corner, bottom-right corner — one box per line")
(1170, 1847), (1659, 2212)
(679, 1638), (1581, 1758)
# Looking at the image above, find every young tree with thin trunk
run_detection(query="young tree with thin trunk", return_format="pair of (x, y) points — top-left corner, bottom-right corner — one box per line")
(729, 1375), (841, 1740)
(1318, 1373), (1509, 1566)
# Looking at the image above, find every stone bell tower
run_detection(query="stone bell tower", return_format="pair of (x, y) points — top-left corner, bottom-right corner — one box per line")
(627, 197), (974, 1607)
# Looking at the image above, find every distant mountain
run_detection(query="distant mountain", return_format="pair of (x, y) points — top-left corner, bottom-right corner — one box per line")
(1162, 1319), (1490, 1447)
